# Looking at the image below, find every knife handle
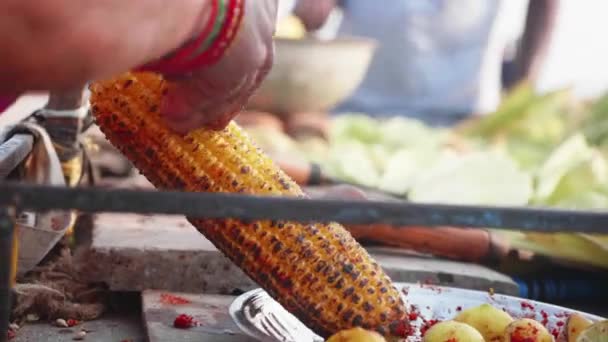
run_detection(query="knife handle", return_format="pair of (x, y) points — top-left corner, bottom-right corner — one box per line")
(276, 159), (325, 186)
(347, 225), (510, 263)
(294, 179), (513, 262)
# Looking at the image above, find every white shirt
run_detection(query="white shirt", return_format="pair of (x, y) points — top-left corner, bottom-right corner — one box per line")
(332, 0), (528, 124)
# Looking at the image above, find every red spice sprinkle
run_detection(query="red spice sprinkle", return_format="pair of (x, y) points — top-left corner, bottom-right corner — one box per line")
(66, 319), (80, 327)
(551, 328), (560, 339)
(556, 321), (564, 327)
(160, 293), (191, 305)
(393, 320), (412, 337)
(510, 326), (535, 342)
(510, 335), (536, 342)
(173, 314), (196, 329)
(521, 302), (535, 310)
(540, 310), (549, 326)
(408, 312), (419, 321)
(420, 319), (439, 336)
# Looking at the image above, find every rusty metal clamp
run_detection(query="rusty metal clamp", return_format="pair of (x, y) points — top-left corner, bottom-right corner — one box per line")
(0, 86), (90, 341)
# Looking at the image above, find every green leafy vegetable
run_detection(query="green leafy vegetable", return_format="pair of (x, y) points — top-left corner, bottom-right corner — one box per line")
(534, 134), (608, 204)
(409, 152), (532, 206)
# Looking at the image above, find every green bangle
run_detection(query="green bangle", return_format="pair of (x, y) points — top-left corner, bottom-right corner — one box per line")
(152, 0), (226, 63)
(188, 0), (227, 60)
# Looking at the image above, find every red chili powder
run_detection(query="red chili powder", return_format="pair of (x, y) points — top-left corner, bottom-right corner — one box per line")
(509, 326), (536, 342)
(420, 319), (439, 336)
(540, 310), (549, 326)
(173, 314), (196, 329)
(67, 319), (80, 327)
(160, 293), (191, 305)
(520, 302), (535, 310)
(393, 320), (412, 337)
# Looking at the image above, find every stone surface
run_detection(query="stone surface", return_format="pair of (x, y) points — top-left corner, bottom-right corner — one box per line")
(11, 313), (145, 342)
(80, 214), (256, 294)
(142, 290), (254, 342)
(81, 213), (518, 296)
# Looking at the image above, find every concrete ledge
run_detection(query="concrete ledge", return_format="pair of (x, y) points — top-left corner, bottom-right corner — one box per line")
(81, 214), (518, 296)
(142, 290), (253, 342)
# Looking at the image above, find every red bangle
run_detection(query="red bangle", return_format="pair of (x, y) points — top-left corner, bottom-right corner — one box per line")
(137, 0), (245, 75)
(183, 0), (245, 69)
(139, 0), (219, 75)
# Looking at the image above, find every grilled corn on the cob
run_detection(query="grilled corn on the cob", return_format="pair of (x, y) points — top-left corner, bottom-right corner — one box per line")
(89, 72), (408, 338)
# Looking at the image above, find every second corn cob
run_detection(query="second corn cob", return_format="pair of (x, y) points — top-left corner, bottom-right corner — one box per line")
(89, 72), (409, 338)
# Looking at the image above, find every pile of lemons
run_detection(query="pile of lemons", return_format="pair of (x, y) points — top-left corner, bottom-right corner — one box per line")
(326, 304), (607, 342)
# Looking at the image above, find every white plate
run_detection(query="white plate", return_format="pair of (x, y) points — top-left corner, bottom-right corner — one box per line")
(229, 283), (604, 342)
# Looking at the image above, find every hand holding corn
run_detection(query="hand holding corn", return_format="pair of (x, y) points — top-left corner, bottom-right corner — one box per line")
(0, 0), (277, 134)
(90, 72), (409, 338)
(152, 0), (279, 133)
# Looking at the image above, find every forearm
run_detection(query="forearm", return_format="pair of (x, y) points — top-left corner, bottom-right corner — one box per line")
(514, 0), (560, 83)
(0, 0), (212, 92)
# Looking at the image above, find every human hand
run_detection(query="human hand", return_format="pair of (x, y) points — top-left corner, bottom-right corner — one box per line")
(160, 0), (278, 133)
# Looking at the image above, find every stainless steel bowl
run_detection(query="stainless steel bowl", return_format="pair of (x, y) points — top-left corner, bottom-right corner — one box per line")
(230, 283), (605, 342)
(247, 37), (377, 116)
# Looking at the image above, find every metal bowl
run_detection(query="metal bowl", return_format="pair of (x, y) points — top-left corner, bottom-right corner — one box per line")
(247, 37), (377, 116)
(229, 283), (605, 342)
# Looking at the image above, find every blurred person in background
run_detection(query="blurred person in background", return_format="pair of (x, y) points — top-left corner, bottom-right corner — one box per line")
(294, 0), (559, 126)
(0, 1), (279, 133)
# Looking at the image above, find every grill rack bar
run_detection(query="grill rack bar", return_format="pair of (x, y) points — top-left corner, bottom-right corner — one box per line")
(1, 182), (608, 233)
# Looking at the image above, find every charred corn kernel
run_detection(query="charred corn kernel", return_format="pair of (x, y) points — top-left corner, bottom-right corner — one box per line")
(89, 72), (408, 338)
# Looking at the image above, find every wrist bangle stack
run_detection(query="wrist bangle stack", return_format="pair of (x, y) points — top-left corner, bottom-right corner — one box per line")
(139, 0), (245, 75)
